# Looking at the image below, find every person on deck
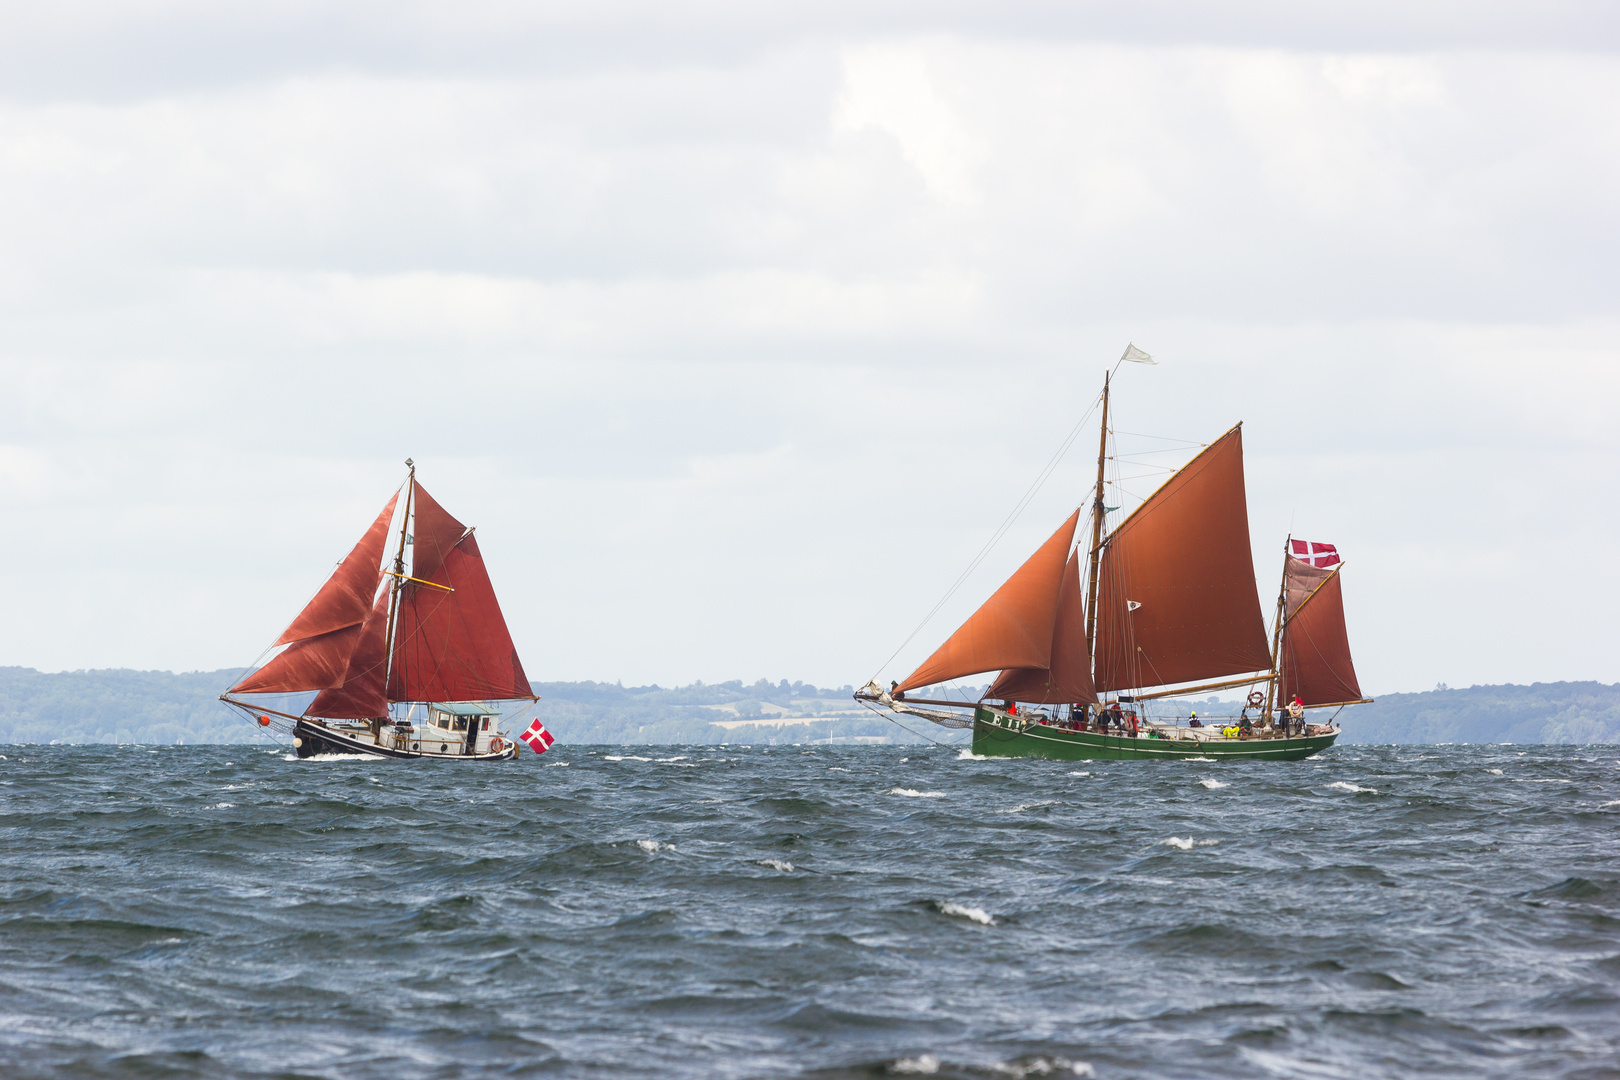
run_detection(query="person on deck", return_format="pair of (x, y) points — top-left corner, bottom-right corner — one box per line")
(1188, 711), (1201, 728)
(1288, 694), (1305, 735)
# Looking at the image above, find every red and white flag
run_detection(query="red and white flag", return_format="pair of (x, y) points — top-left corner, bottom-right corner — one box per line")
(1290, 539), (1341, 568)
(521, 719), (555, 755)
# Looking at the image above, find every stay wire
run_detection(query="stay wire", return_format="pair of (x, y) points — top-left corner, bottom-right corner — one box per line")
(870, 392), (1104, 686)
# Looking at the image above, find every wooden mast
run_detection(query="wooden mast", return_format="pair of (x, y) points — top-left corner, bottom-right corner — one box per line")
(1263, 534), (1289, 722)
(382, 459), (416, 711)
(1082, 371), (1110, 717)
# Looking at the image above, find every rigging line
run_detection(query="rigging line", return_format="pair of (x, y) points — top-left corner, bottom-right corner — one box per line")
(1111, 429), (1207, 444)
(857, 700), (969, 748)
(870, 392), (1104, 683)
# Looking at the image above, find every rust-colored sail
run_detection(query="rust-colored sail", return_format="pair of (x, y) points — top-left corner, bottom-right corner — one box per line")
(989, 551), (1098, 704)
(273, 493), (399, 646)
(897, 510), (1080, 693)
(1093, 426), (1271, 692)
(231, 624), (363, 694)
(1280, 557), (1363, 706)
(389, 532), (532, 702)
(409, 483), (466, 583)
(305, 580), (392, 719)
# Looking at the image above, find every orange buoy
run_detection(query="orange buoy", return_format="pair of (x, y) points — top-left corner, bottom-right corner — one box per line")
(258, 716), (271, 726)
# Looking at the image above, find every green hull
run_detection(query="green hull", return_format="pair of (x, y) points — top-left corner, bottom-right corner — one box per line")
(971, 709), (1337, 761)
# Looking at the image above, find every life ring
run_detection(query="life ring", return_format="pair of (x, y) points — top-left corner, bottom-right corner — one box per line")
(490, 737), (504, 753)
(1247, 691), (1265, 708)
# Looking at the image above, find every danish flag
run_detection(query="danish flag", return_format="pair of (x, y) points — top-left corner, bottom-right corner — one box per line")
(521, 719), (555, 755)
(1290, 539), (1341, 568)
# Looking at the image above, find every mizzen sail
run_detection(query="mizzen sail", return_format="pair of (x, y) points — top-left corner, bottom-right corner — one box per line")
(988, 550), (1098, 704)
(1280, 557), (1363, 707)
(896, 510), (1080, 694)
(1092, 426), (1271, 692)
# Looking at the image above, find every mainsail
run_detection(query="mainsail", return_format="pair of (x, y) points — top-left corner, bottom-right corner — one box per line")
(387, 483), (533, 703)
(1279, 557), (1363, 707)
(1092, 426), (1271, 692)
(305, 581), (392, 719)
(229, 493), (398, 695)
(896, 510), (1080, 693)
(988, 550), (1098, 704)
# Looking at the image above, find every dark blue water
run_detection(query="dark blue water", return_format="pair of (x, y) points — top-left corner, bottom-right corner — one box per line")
(2, 744), (1618, 1079)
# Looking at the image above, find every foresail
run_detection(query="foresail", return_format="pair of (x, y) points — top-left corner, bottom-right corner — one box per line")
(1280, 557), (1362, 706)
(897, 509), (1080, 694)
(231, 623), (364, 694)
(988, 550), (1098, 704)
(1092, 426), (1271, 692)
(388, 532), (532, 702)
(273, 493), (399, 646)
(305, 580), (392, 719)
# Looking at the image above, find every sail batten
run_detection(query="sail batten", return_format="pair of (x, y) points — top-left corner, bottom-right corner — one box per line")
(896, 510), (1080, 694)
(1280, 557), (1362, 706)
(1093, 426), (1271, 693)
(989, 550), (1098, 704)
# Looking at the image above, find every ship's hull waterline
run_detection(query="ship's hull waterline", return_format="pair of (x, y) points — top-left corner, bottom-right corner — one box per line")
(293, 719), (517, 761)
(970, 709), (1338, 761)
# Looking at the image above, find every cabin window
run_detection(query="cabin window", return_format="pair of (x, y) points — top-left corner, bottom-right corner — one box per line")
(482, 718), (491, 731)
(453, 717), (468, 731)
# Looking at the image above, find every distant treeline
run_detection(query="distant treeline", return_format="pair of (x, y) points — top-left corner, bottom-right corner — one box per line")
(0, 667), (1615, 745)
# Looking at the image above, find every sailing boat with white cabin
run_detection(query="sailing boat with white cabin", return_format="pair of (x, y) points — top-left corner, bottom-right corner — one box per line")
(221, 460), (535, 760)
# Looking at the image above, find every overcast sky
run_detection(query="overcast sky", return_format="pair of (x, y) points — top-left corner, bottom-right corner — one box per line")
(1, 1), (1616, 694)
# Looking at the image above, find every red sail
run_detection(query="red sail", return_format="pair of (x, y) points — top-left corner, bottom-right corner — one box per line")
(897, 510), (1080, 693)
(1093, 426), (1271, 692)
(274, 493), (399, 646)
(409, 483), (466, 583)
(989, 550), (1098, 704)
(306, 581), (392, 719)
(231, 624), (362, 694)
(388, 532), (532, 702)
(1280, 557), (1363, 707)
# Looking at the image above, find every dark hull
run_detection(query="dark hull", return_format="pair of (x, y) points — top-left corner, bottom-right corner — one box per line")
(294, 719), (517, 761)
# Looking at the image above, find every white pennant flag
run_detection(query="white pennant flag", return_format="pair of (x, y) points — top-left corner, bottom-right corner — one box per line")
(1120, 343), (1156, 365)
(1126, 600), (1143, 611)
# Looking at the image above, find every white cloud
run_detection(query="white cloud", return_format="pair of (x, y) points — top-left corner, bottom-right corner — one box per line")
(0, 9), (1615, 692)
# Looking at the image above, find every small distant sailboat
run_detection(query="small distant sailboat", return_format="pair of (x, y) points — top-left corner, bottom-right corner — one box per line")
(221, 460), (535, 760)
(856, 351), (1370, 760)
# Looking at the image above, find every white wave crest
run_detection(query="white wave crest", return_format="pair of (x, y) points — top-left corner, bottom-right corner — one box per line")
(1486, 768), (1504, 775)
(956, 748), (989, 761)
(1160, 836), (1219, 850)
(1511, 778), (1573, 783)
(1181, 756), (1216, 763)
(892, 1055), (940, 1075)
(1327, 781), (1378, 793)
(890, 788), (946, 798)
(635, 840), (673, 853)
(1600, 800), (1620, 809)
(1198, 778), (1229, 789)
(204, 803), (235, 809)
(605, 755), (652, 762)
(828, 766), (851, 772)
(991, 1057), (1094, 1078)
(657, 756), (689, 763)
(283, 753), (368, 763)
(937, 901), (995, 925)
(544, 761), (569, 767)
(996, 800), (1059, 814)
(758, 859), (794, 873)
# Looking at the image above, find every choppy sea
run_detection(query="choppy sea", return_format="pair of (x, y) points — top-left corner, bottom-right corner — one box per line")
(1, 743), (1618, 1079)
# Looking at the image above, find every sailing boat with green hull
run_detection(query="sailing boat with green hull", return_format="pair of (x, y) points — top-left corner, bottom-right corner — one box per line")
(856, 351), (1370, 761)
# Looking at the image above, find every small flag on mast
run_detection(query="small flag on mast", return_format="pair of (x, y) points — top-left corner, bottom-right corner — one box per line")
(1120, 343), (1156, 365)
(521, 718), (555, 755)
(1290, 539), (1341, 568)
